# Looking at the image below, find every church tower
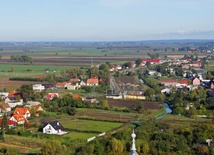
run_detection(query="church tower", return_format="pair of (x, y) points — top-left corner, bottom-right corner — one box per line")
(129, 129), (138, 155)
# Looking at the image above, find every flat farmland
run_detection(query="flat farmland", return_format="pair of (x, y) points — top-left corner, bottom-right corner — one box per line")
(75, 108), (136, 122)
(0, 64), (72, 90)
(107, 99), (160, 110)
(63, 119), (123, 133)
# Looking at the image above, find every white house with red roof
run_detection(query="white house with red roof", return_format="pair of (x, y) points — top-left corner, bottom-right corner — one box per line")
(140, 59), (161, 66)
(87, 77), (99, 86)
(43, 93), (59, 100)
(10, 114), (26, 124)
(13, 107), (31, 119)
(55, 82), (68, 89)
(68, 78), (80, 83)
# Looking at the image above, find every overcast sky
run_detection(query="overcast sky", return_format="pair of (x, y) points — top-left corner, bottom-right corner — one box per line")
(0, 0), (213, 41)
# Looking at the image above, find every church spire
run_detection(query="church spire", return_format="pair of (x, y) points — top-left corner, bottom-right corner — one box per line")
(129, 129), (138, 155)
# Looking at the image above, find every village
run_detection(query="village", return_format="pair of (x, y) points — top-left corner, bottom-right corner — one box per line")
(0, 53), (213, 129)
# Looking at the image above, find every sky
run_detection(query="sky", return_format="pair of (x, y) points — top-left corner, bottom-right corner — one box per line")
(0, 0), (213, 41)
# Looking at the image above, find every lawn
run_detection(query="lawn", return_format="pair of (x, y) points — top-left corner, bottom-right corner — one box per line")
(64, 132), (97, 141)
(63, 119), (123, 133)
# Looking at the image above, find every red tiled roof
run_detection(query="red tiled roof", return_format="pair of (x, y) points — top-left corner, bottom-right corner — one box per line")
(146, 59), (161, 63)
(13, 107), (29, 115)
(12, 114), (26, 122)
(73, 94), (82, 99)
(56, 82), (67, 87)
(8, 91), (22, 97)
(45, 93), (59, 100)
(87, 77), (99, 84)
(69, 78), (80, 83)
(180, 79), (188, 85)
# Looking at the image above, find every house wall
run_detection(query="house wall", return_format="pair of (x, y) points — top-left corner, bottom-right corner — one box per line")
(9, 117), (24, 125)
(8, 101), (23, 108)
(211, 83), (214, 89)
(193, 78), (200, 85)
(23, 110), (31, 118)
(124, 95), (146, 100)
(43, 124), (57, 134)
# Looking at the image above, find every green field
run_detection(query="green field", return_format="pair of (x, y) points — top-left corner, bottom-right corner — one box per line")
(63, 119), (123, 133)
(0, 64), (72, 76)
(64, 132), (97, 140)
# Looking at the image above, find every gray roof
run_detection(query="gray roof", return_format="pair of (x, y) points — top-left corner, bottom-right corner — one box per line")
(42, 121), (64, 130)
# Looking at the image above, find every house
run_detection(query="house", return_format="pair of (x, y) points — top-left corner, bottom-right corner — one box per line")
(148, 70), (156, 76)
(192, 77), (200, 86)
(0, 92), (9, 100)
(13, 107), (31, 118)
(10, 114), (26, 124)
(6, 99), (24, 108)
(41, 121), (67, 135)
(31, 105), (44, 116)
(26, 101), (41, 106)
(67, 83), (80, 90)
(179, 79), (189, 87)
(210, 80), (214, 89)
(68, 78), (80, 83)
(87, 77), (99, 86)
(31, 105), (44, 112)
(0, 103), (11, 113)
(33, 84), (45, 92)
(8, 91), (22, 98)
(79, 81), (86, 86)
(0, 119), (17, 128)
(83, 97), (98, 103)
(42, 84), (55, 89)
(109, 65), (122, 71)
(124, 94), (146, 100)
(72, 94), (83, 100)
(161, 88), (171, 94)
(55, 82), (68, 89)
(160, 80), (179, 87)
(43, 93), (59, 100)
(140, 59), (161, 66)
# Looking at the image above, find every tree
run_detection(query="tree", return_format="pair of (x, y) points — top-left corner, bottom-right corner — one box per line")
(144, 88), (155, 97)
(1, 114), (8, 142)
(10, 66), (14, 72)
(41, 140), (67, 155)
(145, 62), (151, 69)
(20, 84), (35, 102)
(122, 62), (133, 69)
(99, 100), (110, 110)
(135, 59), (142, 67)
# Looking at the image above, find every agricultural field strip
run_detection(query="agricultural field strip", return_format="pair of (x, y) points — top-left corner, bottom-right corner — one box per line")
(63, 119), (123, 133)
(65, 132), (97, 140)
